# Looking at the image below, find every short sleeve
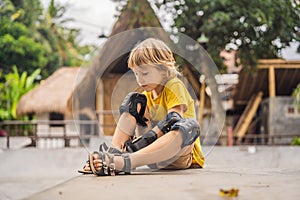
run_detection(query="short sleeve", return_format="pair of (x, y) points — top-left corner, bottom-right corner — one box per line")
(164, 81), (188, 111)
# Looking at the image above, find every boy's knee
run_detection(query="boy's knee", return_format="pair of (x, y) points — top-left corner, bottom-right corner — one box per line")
(170, 118), (200, 148)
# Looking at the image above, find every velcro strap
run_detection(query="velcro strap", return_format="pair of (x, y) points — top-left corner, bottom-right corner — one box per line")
(99, 142), (122, 155)
(121, 153), (131, 174)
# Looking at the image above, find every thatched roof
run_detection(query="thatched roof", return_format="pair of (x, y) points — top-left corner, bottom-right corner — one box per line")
(17, 67), (86, 116)
(110, 0), (162, 37)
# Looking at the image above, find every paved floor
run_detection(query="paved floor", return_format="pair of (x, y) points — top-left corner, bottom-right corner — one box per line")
(1, 146), (300, 200)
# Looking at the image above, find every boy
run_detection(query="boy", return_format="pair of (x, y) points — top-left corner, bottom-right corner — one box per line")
(82, 38), (204, 175)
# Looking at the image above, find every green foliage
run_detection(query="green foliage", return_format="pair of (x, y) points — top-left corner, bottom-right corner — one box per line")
(156, 0), (300, 70)
(11, 0), (44, 27)
(291, 136), (300, 146)
(0, 0), (98, 121)
(40, 0), (96, 76)
(292, 83), (300, 108)
(0, 0), (48, 75)
(0, 66), (40, 120)
(0, 33), (47, 74)
(0, 70), (10, 120)
(0, 0), (96, 78)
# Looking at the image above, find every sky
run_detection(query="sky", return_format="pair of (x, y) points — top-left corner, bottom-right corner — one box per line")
(281, 42), (300, 60)
(41, 0), (118, 46)
(40, 0), (300, 60)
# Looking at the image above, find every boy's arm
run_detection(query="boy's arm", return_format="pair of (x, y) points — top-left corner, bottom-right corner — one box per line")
(124, 108), (183, 153)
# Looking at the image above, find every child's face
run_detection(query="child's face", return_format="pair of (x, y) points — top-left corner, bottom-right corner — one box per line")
(133, 65), (165, 92)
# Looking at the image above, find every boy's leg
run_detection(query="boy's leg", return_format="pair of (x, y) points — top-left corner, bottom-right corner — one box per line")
(111, 112), (136, 149)
(92, 118), (200, 173)
(92, 130), (182, 171)
(156, 144), (193, 169)
(92, 130), (190, 172)
(130, 130), (185, 168)
(126, 118), (200, 169)
(111, 111), (152, 151)
(111, 92), (151, 150)
(86, 133), (191, 172)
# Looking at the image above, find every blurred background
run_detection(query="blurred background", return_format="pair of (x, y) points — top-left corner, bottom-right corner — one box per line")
(0, 0), (300, 149)
(0, 1), (300, 199)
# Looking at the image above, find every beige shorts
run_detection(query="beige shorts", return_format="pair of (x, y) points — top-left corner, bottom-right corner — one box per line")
(148, 151), (193, 170)
(163, 152), (193, 169)
(147, 144), (202, 170)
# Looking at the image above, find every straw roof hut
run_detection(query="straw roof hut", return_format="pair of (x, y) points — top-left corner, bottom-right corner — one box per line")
(16, 67), (91, 147)
(17, 67), (85, 118)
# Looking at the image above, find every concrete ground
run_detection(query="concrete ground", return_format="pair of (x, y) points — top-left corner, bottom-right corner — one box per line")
(1, 145), (300, 200)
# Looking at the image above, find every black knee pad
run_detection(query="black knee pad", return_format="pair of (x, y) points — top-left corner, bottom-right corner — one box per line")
(170, 118), (200, 148)
(124, 130), (157, 152)
(119, 92), (148, 126)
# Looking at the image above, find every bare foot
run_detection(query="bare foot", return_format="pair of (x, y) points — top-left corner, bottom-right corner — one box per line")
(79, 154), (103, 173)
(83, 163), (91, 171)
(91, 153), (103, 171)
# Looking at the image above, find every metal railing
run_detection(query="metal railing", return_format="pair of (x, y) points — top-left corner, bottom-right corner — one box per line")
(0, 120), (101, 149)
(1, 119), (299, 149)
(201, 133), (300, 146)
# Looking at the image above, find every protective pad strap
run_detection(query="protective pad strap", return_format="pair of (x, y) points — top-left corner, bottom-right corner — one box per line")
(99, 142), (122, 155)
(125, 130), (157, 152)
(157, 111), (182, 134)
(170, 118), (200, 148)
(121, 153), (131, 174)
(119, 92), (148, 126)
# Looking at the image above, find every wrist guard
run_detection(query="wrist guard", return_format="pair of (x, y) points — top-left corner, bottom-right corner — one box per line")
(124, 130), (157, 152)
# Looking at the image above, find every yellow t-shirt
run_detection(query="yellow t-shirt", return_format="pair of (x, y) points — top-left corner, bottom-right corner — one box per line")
(142, 77), (205, 168)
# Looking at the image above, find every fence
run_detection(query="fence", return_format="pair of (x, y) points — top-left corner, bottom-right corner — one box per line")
(1, 119), (299, 149)
(209, 133), (300, 146)
(0, 120), (100, 149)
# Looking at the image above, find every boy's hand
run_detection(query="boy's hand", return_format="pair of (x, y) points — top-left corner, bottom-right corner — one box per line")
(119, 92), (148, 126)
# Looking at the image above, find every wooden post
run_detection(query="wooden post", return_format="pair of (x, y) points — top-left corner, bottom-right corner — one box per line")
(6, 125), (10, 149)
(268, 65), (276, 97)
(63, 123), (69, 147)
(233, 95), (256, 136)
(227, 126), (233, 146)
(32, 122), (37, 147)
(236, 92), (263, 144)
(198, 81), (206, 126)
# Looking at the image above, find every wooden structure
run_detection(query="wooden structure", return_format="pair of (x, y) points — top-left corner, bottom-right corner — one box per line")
(234, 92), (263, 143)
(231, 59), (300, 143)
(232, 59), (300, 109)
(68, 0), (201, 136)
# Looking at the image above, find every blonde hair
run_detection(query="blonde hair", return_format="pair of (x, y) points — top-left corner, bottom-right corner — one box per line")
(128, 38), (180, 80)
